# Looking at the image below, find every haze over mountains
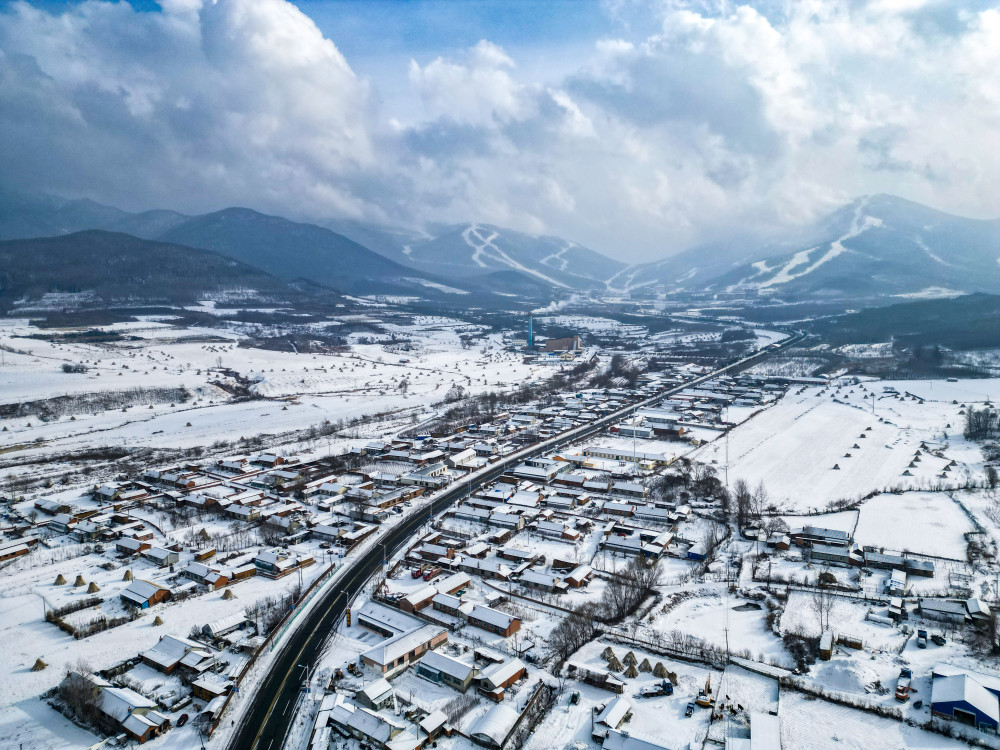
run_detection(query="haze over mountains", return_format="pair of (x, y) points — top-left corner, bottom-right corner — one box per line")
(2, 189), (1000, 302)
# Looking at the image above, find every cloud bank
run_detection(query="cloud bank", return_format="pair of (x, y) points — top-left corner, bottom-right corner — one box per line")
(2, 0), (1000, 260)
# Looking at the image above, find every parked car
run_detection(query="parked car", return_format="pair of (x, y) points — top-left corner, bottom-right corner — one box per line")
(177, 714), (189, 727)
(931, 633), (946, 646)
(685, 703), (695, 717)
(917, 629), (928, 649)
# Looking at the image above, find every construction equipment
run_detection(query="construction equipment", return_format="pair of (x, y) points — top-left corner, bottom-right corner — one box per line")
(895, 668), (912, 702)
(696, 675), (714, 708)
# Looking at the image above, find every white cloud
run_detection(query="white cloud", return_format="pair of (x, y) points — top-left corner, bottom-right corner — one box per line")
(2, 0), (1000, 261)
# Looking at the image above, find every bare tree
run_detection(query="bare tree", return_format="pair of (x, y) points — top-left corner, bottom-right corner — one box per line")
(60, 660), (101, 724)
(811, 583), (836, 634)
(733, 478), (752, 530)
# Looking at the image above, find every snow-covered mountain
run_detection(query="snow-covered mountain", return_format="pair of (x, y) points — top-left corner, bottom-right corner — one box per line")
(331, 220), (627, 291)
(619, 194), (1000, 299)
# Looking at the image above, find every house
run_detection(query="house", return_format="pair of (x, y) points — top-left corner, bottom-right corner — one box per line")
(100, 683), (169, 743)
(121, 579), (171, 609)
(416, 650), (477, 692)
(142, 547), (179, 567)
(327, 694), (408, 749)
(192, 676), (232, 702)
(592, 696), (633, 740)
(400, 584), (438, 613)
(791, 526), (851, 548)
(435, 572), (470, 595)
(458, 557), (513, 581)
(477, 658), (527, 701)
(355, 677), (395, 710)
(420, 709), (449, 741)
(565, 565), (593, 588)
(361, 625), (448, 675)
(810, 543), (851, 566)
(919, 598), (969, 626)
(203, 613), (247, 639)
(116, 537), (151, 555)
(518, 570), (566, 594)
(968, 598), (992, 624)
(467, 605), (521, 637)
(932, 664), (1000, 732)
(141, 634), (203, 674)
(253, 549), (313, 578)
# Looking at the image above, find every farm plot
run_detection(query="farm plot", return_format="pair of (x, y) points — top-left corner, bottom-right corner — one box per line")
(853, 492), (972, 559)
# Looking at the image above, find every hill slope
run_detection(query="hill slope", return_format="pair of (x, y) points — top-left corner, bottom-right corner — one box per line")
(625, 195), (1000, 298)
(0, 230), (290, 309)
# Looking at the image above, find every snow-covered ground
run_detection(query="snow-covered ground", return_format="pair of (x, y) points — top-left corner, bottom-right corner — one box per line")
(692, 380), (984, 512)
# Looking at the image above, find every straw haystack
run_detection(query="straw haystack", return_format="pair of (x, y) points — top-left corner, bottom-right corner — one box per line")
(666, 670), (678, 685)
(601, 646), (616, 660)
(222, 588), (236, 600)
(623, 651), (637, 666)
(53, 574), (66, 586)
(123, 569), (134, 581)
(638, 658), (652, 673)
(87, 582), (101, 594)
(607, 656), (624, 672)
(624, 663), (639, 678)
(73, 575), (86, 587)
(152, 616), (164, 626)
(31, 658), (47, 672)
(652, 662), (668, 678)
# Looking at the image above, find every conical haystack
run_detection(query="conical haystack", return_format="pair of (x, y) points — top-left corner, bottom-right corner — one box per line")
(601, 646), (616, 660)
(652, 662), (668, 678)
(832, 464), (840, 470)
(87, 582), (100, 594)
(123, 569), (134, 581)
(624, 663), (639, 678)
(222, 588), (236, 600)
(53, 574), (66, 586)
(666, 670), (678, 685)
(31, 658), (47, 672)
(152, 616), (164, 626)
(902, 470), (912, 476)
(638, 658), (652, 673)
(73, 575), (86, 587)
(623, 650), (637, 666)
(607, 655), (624, 672)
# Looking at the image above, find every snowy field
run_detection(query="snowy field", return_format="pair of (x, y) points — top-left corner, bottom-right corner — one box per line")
(853, 491), (973, 559)
(0, 313), (562, 482)
(692, 381), (983, 512)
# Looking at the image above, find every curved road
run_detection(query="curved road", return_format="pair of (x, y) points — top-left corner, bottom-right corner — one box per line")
(228, 332), (804, 750)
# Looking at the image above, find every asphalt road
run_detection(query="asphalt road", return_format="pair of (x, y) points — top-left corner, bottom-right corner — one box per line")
(228, 332), (803, 750)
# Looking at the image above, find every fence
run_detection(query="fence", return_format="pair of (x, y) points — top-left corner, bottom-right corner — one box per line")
(207, 561), (336, 736)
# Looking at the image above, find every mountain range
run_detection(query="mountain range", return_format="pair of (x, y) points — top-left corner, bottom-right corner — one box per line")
(2, 189), (1000, 302)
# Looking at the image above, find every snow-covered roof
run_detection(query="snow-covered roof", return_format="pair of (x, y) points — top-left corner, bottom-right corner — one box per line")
(362, 625), (446, 667)
(419, 709), (448, 735)
(100, 686), (156, 722)
(359, 677), (393, 702)
(595, 696), (633, 729)
(418, 650), (475, 682)
(468, 604), (518, 630)
(141, 635), (198, 669)
(602, 729), (671, 750)
(470, 702), (519, 745)
(932, 674), (1000, 723)
(479, 658), (526, 689)
(121, 578), (169, 605)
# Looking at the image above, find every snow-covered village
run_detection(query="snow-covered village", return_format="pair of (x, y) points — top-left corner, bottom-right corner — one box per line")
(4, 285), (1000, 750)
(7, 2), (1000, 749)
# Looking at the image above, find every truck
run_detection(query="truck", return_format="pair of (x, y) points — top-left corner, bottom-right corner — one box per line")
(639, 680), (674, 698)
(917, 629), (928, 649)
(422, 566), (442, 582)
(895, 668), (912, 702)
